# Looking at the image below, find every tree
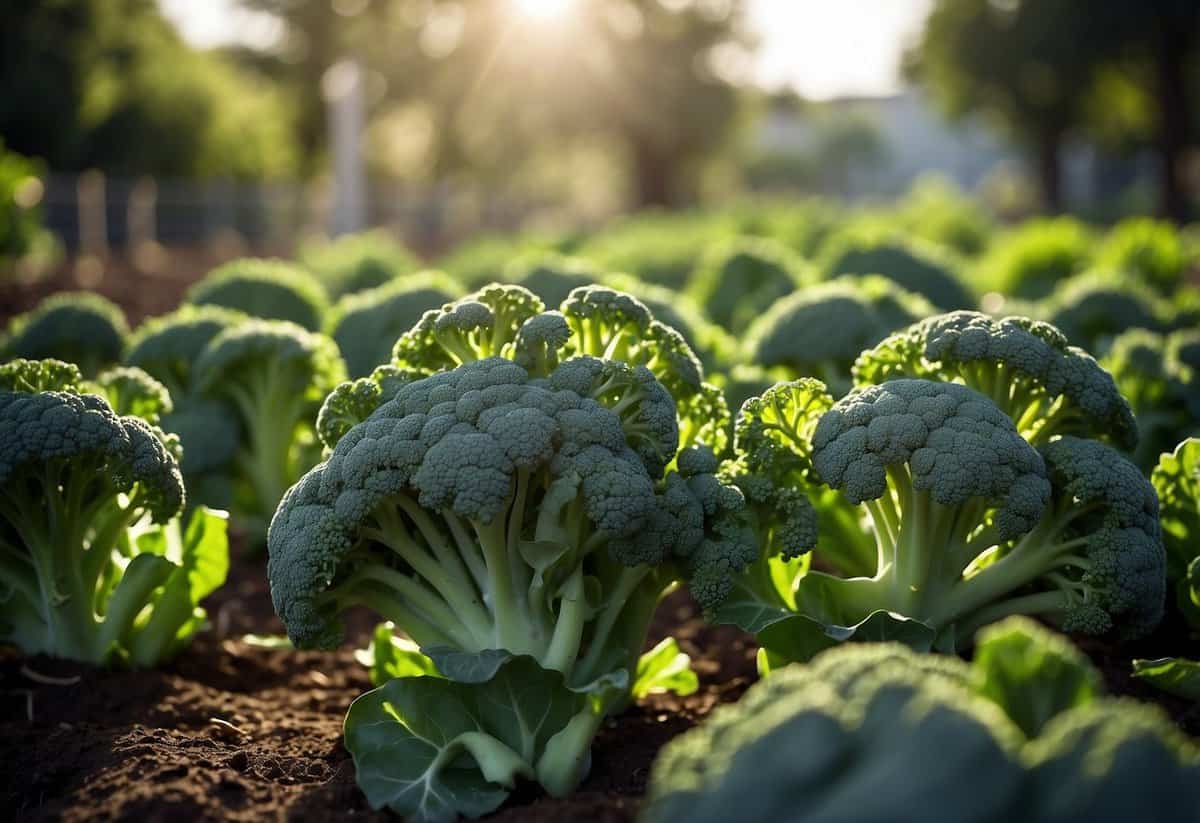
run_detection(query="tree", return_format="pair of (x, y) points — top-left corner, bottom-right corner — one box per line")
(907, 0), (1109, 212)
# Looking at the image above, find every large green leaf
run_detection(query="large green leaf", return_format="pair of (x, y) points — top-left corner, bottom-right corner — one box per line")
(344, 653), (609, 821)
(1132, 657), (1200, 701)
(755, 610), (938, 673)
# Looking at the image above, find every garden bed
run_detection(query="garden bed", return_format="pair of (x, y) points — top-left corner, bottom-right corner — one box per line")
(0, 553), (758, 822)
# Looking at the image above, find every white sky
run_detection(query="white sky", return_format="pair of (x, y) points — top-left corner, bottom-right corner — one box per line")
(161, 0), (933, 101)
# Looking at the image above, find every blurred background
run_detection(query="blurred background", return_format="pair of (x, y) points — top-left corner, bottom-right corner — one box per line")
(1, 0), (1198, 290)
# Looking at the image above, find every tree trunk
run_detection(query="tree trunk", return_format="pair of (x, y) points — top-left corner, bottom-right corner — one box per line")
(1036, 127), (1064, 214)
(1153, 15), (1192, 224)
(632, 140), (676, 209)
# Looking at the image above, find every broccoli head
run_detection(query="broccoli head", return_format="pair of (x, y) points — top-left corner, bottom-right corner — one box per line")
(645, 620), (1200, 823)
(743, 276), (934, 396)
(1044, 271), (1170, 352)
(0, 364), (228, 666)
(819, 230), (974, 310)
(2, 291), (127, 377)
(688, 237), (805, 332)
(327, 270), (461, 377)
(855, 311), (1138, 449)
(975, 217), (1093, 300)
(186, 258), (329, 331)
(1096, 217), (1189, 293)
(504, 252), (602, 308)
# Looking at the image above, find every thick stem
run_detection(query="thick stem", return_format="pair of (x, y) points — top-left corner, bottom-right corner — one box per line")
(543, 567), (587, 674)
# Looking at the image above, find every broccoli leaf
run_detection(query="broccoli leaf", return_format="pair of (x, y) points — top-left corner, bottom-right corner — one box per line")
(355, 623), (439, 686)
(755, 610), (939, 673)
(343, 653), (612, 822)
(633, 638), (699, 699)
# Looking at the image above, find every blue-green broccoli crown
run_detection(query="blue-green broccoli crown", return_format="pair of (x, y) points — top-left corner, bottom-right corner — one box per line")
(744, 276), (932, 379)
(645, 635), (1200, 823)
(812, 378), (1050, 540)
(1039, 436), (1165, 638)
(300, 229), (420, 296)
(821, 233), (974, 310)
(854, 311), (1138, 449)
(0, 388), (184, 523)
(125, 305), (246, 395)
(194, 318), (345, 402)
(187, 258), (329, 331)
(2, 292), (128, 376)
(1045, 271), (1169, 351)
(268, 357), (681, 646)
(689, 237), (803, 331)
(328, 271), (460, 378)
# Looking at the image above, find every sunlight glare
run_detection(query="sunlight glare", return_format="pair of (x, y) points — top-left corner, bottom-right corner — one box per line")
(513, 0), (575, 22)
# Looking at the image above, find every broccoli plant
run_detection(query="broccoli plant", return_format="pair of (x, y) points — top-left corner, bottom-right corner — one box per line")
(186, 258), (329, 331)
(715, 376), (1164, 665)
(743, 276), (933, 396)
(1044, 271), (1170, 352)
(327, 271), (461, 378)
(323, 283), (730, 458)
(125, 306), (247, 509)
(819, 231), (974, 310)
(2, 291), (127, 377)
(854, 311), (1138, 450)
(195, 319), (345, 540)
(269, 347), (754, 820)
(688, 237), (805, 333)
(645, 619), (1200, 823)
(0, 359), (228, 666)
(975, 217), (1093, 300)
(1097, 217), (1190, 294)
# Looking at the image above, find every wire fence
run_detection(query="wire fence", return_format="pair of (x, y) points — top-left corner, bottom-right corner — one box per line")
(41, 173), (558, 258)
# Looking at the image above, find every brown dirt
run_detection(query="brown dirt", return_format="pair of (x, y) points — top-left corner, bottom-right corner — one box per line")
(0, 552), (757, 822)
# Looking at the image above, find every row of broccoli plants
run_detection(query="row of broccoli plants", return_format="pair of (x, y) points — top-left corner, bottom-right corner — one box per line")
(0, 228), (1198, 820)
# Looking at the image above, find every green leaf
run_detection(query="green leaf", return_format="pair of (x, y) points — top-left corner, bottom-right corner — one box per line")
(423, 646), (520, 683)
(344, 654), (599, 821)
(241, 633), (293, 649)
(633, 637), (699, 699)
(755, 610), (937, 672)
(1132, 657), (1200, 701)
(127, 507), (230, 666)
(356, 622), (438, 686)
(710, 568), (796, 634)
(972, 617), (1102, 737)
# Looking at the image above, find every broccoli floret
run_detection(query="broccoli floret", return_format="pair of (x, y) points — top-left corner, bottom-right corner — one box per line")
(743, 276), (934, 396)
(975, 217), (1093, 300)
(195, 319), (345, 539)
(688, 237), (805, 332)
(605, 271), (737, 373)
(855, 311), (1138, 449)
(299, 229), (421, 296)
(0, 375), (228, 666)
(0, 357), (82, 393)
(2, 291), (127, 377)
(644, 621), (1200, 823)
(125, 305), (246, 400)
(1096, 217), (1189, 293)
(819, 230), (974, 310)
(186, 258), (329, 331)
(504, 252), (602, 308)
(1044, 271), (1170, 352)
(315, 364), (419, 452)
(327, 271), (461, 377)
(269, 357), (753, 813)
(390, 283), (730, 456)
